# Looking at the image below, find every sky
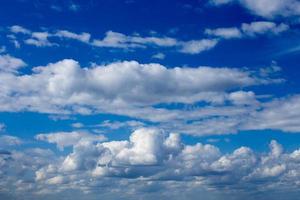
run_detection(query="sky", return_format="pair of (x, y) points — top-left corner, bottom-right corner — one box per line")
(1, 0), (300, 199)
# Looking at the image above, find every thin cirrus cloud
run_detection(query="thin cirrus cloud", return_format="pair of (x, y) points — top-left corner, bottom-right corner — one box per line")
(8, 25), (218, 54)
(2, 128), (300, 199)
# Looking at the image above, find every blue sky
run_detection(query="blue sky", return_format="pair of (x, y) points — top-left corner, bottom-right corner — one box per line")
(1, 0), (300, 199)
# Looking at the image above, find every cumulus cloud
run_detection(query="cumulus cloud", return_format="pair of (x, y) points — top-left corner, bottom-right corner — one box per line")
(0, 58), (296, 135)
(0, 59), (265, 114)
(2, 129), (300, 199)
(35, 131), (106, 150)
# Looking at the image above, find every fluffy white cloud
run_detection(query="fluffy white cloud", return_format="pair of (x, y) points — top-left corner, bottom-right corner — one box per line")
(0, 59), (264, 114)
(1, 129), (300, 199)
(35, 131), (106, 150)
(1, 57), (297, 135)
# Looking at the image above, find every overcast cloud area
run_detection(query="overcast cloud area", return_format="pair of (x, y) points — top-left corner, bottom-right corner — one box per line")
(1, 0), (300, 199)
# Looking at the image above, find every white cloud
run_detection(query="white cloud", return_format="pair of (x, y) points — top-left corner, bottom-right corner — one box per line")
(205, 27), (242, 39)
(152, 53), (166, 60)
(0, 54), (27, 73)
(179, 39), (218, 54)
(0, 135), (22, 147)
(71, 122), (84, 128)
(24, 32), (55, 47)
(205, 21), (289, 39)
(8, 26), (218, 54)
(241, 21), (289, 36)
(0, 59), (264, 114)
(1, 58), (295, 135)
(10, 25), (31, 34)
(2, 128), (300, 199)
(0, 123), (5, 132)
(55, 30), (91, 43)
(228, 91), (257, 105)
(242, 95), (300, 132)
(210, 0), (300, 19)
(96, 120), (145, 130)
(35, 131), (106, 150)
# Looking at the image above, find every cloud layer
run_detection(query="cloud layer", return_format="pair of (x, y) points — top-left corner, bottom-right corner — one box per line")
(2, 128), (300, 199)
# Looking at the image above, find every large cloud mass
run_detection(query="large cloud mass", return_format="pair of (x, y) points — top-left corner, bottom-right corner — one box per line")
(1, 128), (300, 200)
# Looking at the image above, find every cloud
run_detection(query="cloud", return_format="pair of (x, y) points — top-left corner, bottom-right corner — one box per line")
(210, 0), (300, 19)
(0, 59), (266, 114)
(205, 27), (242, 39)
(24, 32), (55, 47)
(241, 21), (289, 36)
(0, 128), (300, 200)
(96, 120), (145, 130)
(35, 131), (106, 150)
(0, 54), (27, 73)
(8, 26), (218, 54)
(0, 135), (22, 147)
(55, 30), (91, 43)
(10, 25), (31, 34)
(179, 39), (218, 54)
(1, 128), (299, 199)
(152, 53), (166, 60)
(242, 95), (300, 132)
(92, 31), (218, 54)
(205, 21), (289, 39)
(0, 58), (295, 135)
(0, 123), (5, 132)
(0, 46), (6, 53)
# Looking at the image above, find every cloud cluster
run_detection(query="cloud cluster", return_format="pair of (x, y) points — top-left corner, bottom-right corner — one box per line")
(1, 56), (299, 135)
(8, 26), (217, 54)
(2, 128), (300, 199)
(0, 58), (264, 113)
(205, 21), (289, 39)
